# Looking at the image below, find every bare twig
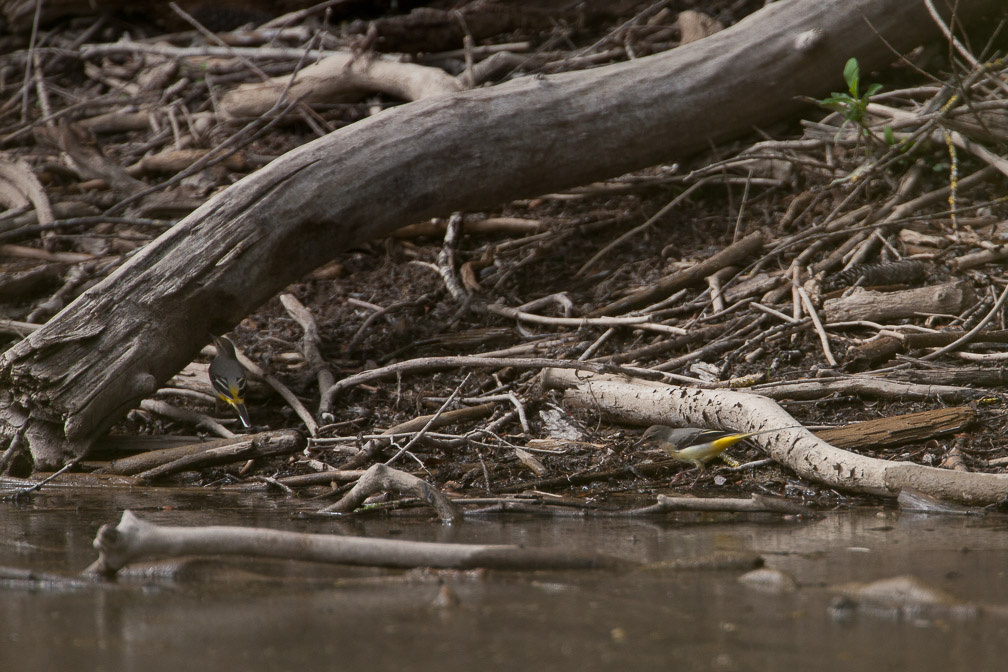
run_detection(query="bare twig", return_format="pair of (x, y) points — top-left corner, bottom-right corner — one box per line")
(279, 293), (335, 426)
(231, 342), (319, 436)
(577, 179), (706, 276)
(486, 303), (687, 335)
(384, 373), (472, 467)
(322, 355), (641, 414)
(920, 281), (1008, 361)
(334, 403), (497, 471)
(795, 282), (838, 367)
(3, 457), (80, 500)
(139, 399), (235, 439)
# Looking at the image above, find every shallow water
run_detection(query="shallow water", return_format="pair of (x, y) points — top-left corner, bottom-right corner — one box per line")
(2, 486), (1007, 671)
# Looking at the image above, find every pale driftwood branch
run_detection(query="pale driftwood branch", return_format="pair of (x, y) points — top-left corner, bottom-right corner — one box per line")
(219, 52), (463, 118)
(462, 493), (802, 518)
(318, 463), (460, 522)
(279, 293), (334, 426)
(392, 216), (543, 238)
(0, 155), (53, 225)
(486, 303), (688, 335)
(275, 469), (366, 487)
(541, 369), (1008, 504)
(2, 0), (999, 469)
(232, 345), (318, 436)
(84, 509), (631, 577)
(498, 406), (978, 494)
(614, 493), (806, 516)
(796, 282), (837, 367)
(320, 356), (615, 415)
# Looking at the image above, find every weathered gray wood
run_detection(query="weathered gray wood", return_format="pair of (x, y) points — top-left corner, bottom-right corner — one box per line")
(1, 0), (1002, 468)
(823, 281), (976, 322)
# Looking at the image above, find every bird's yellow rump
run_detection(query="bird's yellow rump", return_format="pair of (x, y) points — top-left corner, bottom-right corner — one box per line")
(638, 425), (802, 470)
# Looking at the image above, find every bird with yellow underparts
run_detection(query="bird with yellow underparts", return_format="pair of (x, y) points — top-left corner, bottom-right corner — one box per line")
(209, 335), (251, 429)
(638, 425), (803, 471)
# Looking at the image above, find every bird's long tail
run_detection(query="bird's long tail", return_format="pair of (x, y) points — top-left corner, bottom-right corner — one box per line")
(706, 425), (805, 451)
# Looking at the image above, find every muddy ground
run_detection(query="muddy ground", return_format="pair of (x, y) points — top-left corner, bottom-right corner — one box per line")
(3, 1), (1008, 510)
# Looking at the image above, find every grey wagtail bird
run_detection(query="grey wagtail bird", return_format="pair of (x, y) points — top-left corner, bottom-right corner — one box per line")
(209, 335), (251, 428)
(638, 425), (802, 470)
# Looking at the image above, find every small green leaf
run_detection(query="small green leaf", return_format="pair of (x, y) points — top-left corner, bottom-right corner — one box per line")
(865, 83), (883, 98)
(843, 58), (860, 96)
(820, 94), (851, 105)
(883, 125), (895, 145)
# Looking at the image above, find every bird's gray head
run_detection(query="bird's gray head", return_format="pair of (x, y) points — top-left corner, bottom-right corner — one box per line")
(638, 425), (670, 445)
(212, 335), (237, 358)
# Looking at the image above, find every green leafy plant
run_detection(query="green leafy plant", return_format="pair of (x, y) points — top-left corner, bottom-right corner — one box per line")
(814, 58), (883, 150)
(819, 58), (881, 124)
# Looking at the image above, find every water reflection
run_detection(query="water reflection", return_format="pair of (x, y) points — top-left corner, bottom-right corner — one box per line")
(2, 487), (1008, 671)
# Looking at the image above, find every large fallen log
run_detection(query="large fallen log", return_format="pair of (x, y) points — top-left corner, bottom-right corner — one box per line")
(1, 0), (1002, 468)
(541, 369), (1008, 505)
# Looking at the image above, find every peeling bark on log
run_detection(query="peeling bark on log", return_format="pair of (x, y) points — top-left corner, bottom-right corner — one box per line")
(813, 406), (976, 450)
(1, 0), (1003, 469)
